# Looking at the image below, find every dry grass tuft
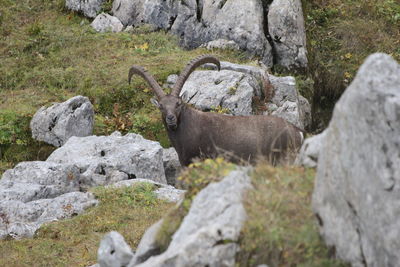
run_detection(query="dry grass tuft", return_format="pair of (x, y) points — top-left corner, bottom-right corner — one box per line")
(237, 163), (348, 267)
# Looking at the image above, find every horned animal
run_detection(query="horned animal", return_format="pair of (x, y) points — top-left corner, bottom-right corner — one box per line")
(129, 55), (304, 166)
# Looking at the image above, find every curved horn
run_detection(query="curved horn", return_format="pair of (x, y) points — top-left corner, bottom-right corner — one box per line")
(171, 55), (221, 97)
(128, 65), (165, 99)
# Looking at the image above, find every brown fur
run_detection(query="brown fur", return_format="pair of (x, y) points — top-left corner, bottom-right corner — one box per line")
(166, 104), (303, 166)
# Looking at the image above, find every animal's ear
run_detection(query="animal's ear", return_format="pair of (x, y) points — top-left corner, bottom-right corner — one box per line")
(180, 91), (189, 102)
(150, 98), (160, 108)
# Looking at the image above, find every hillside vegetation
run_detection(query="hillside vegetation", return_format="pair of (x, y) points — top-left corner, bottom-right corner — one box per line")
(0, 0), (398, 266)
(1, 0), (399, 172)
(0, 0), (248, 173)
(302, 0), (399, 128)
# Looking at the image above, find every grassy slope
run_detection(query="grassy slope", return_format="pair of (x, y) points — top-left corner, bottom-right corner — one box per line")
(0, 0), (247, 174)
(0, 0), (398, 266)
(146, 159), (349, 267)
(302, 0), (400, 128)
(237, 164), (348, 267)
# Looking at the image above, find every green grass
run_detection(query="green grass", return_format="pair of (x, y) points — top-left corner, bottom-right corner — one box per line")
(0, 182), (173, 267)
(236, 164), (348, 267)
(302, 0), (400, 129)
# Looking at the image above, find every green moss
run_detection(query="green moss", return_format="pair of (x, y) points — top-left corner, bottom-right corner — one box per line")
(0, 182), (173, 266)
(236, 164), (348, 267)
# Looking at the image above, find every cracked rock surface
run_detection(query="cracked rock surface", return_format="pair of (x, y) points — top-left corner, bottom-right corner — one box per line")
(111, 0), (273, 67)
(95, 168), (251, 267)
(295, 130), (327, 168)
(312, 53), (400, 266)
(171, 61), (311, 129)
(47, 131), (167, 186)
(71, 0), (308, 69)
(91, 13), (124, 33)
(65, 0), (104, 18)
(268, 0), (308, 69)
(0, 161), (98, 239)
(30, 96), (94, 147)
(179, 69), (259, 116)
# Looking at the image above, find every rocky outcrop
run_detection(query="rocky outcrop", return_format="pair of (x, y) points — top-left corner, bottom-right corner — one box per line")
(266, 74), (310, 129)
(98, 231), (134, 267)
(179, 69), (260, 116)
(65, 0), (104, 18)
(47, 131), (167, 185)
(0, 127), (184, 240)
(0, 161), (97, 239)
(268, 0), (308, 69)
(312, 53), (400, 266)
(0, 161), (82, 202)
(295, 131), (327, 168)
(72, 0), (308, 69)
(94, 167), (252, 267)
(30, 96), (94, 147)
(162, 148), (182, 186)
(111, 0), (140, 27)
(176, 61), (311, 129)
(91, 13), (124, 33)
(111, 0), (273, 67)
(200, 39), (240, 51)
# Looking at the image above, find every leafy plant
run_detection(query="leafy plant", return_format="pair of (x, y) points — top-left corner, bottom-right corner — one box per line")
(0, 111), (32, 145)
(104, 103), (133, 134)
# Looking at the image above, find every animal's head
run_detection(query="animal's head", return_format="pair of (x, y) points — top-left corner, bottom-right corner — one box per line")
(128, 55), (221, 131)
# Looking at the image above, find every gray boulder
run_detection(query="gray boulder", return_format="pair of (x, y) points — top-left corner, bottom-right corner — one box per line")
(0, 161), (98, 239)
(295, 131), (327, 168)
(98, 231), (134, 267)
(268, 0), (307, 69)
(200, 39), (241, 51)
(0, 191), (97, 239)
(162, 148), (182, 186)
(113, 0), (273, 67)
(269, 75), (298, 106)
(47, 132), (167, 185)
(179, 70), (260, 116)
(266, 74), (309, 129)
(91, 13), (124, 33)
(271, 100), (303, 129)
(65, 0), (105, 18)
(298, 95), (312, 130)
(312, 53), (400, 266)
(0, 161), (82, 203)
(30, 95), (94, 147)
(111, 0), (141, 26)
(132, 168), (252, 267)
(204, 61), (268, 81)
(203, 61), (311, 129)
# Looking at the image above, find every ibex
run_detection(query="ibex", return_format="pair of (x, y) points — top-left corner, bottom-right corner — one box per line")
(129, 55), (304, 166)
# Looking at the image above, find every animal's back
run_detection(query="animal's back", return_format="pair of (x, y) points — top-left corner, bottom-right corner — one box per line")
(199, 112), (303, 163)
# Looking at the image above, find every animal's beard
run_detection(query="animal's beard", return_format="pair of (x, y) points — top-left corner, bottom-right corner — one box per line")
(167, 123), (177, 131)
